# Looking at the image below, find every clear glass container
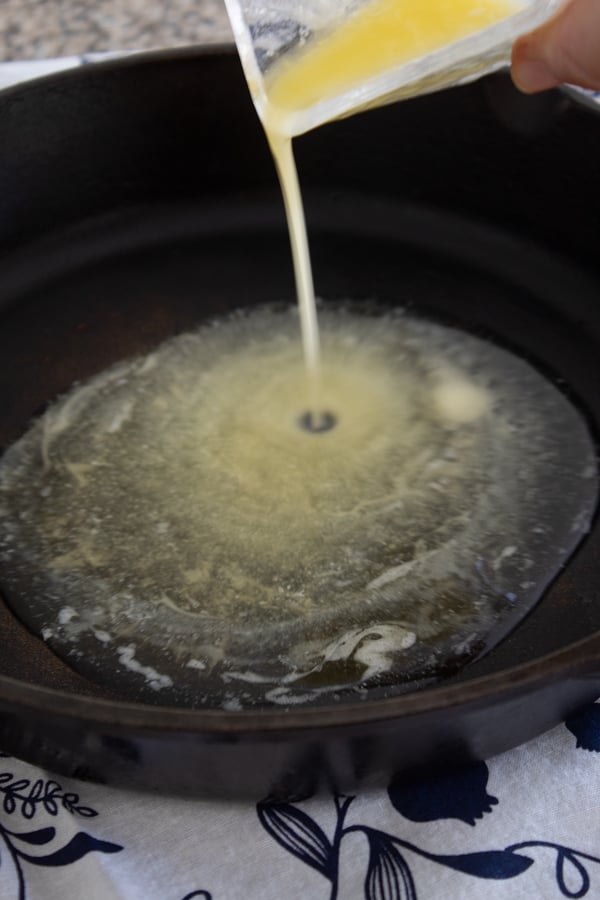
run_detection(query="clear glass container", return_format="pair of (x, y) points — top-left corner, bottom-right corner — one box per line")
(224, 0), (560, 135)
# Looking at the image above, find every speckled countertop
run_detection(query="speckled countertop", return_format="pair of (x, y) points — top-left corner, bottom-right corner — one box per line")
(0, 0), (233, 61)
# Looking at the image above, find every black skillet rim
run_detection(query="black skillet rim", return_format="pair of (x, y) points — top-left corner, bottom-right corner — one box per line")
(0, 631), (598, 733)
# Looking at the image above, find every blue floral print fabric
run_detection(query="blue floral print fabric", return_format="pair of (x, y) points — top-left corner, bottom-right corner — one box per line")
(1, 705), (599, 900)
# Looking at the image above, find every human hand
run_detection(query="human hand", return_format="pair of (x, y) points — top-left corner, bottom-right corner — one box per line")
(511, 0), (600, 93)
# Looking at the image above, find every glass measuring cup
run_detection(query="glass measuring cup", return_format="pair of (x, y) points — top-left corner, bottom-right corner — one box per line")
(224, 0), (561, 135)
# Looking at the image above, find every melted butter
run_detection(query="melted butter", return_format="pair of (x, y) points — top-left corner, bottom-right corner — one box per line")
(260, 0), (521, 408)
(0, 306), (596, 707)
(266, 133), (321, 400)
(263, 0), (522, 122)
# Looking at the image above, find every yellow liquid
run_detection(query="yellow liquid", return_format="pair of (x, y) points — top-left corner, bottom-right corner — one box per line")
(1, 307), (596, 706)
(261, 0), (521, 409)
(264, 0), (522, 117)
(268, 133), (321, 410)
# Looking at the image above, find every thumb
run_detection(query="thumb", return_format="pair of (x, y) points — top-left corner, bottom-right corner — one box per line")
(511, 0), (600, 93)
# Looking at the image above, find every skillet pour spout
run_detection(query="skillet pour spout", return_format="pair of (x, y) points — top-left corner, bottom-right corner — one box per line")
(0, 47), (599, 798)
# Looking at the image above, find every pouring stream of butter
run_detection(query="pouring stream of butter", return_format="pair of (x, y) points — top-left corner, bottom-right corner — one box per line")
(259, 0), (522, 411)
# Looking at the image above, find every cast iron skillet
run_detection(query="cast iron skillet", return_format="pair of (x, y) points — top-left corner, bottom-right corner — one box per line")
(0, 46), (599, 799)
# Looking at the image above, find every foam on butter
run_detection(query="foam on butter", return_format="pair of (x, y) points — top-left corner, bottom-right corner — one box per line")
(0, 305), (596, 707)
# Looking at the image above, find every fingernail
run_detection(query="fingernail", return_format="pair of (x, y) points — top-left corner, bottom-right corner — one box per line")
(512, 58), (560, 93)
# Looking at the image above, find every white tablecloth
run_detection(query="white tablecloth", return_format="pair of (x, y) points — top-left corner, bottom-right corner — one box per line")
(1, 705), (600, 900)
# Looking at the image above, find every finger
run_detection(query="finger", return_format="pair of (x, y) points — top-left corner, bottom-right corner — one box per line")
(511, 0), (600, 93)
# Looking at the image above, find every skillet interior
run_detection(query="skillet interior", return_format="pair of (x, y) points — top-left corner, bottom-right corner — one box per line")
(0, 48), (599, 797)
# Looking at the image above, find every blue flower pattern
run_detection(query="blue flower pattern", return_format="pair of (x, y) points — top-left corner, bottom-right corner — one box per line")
(565, 704), (600, 752)
(2, 701), (600, 899)
(0, 753), (122, 900)
(388, 761), (498, 825)
(257, 702), (600, 899)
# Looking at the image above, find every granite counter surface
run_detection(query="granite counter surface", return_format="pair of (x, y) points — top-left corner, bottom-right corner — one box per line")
(0, 0), (232, 61)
